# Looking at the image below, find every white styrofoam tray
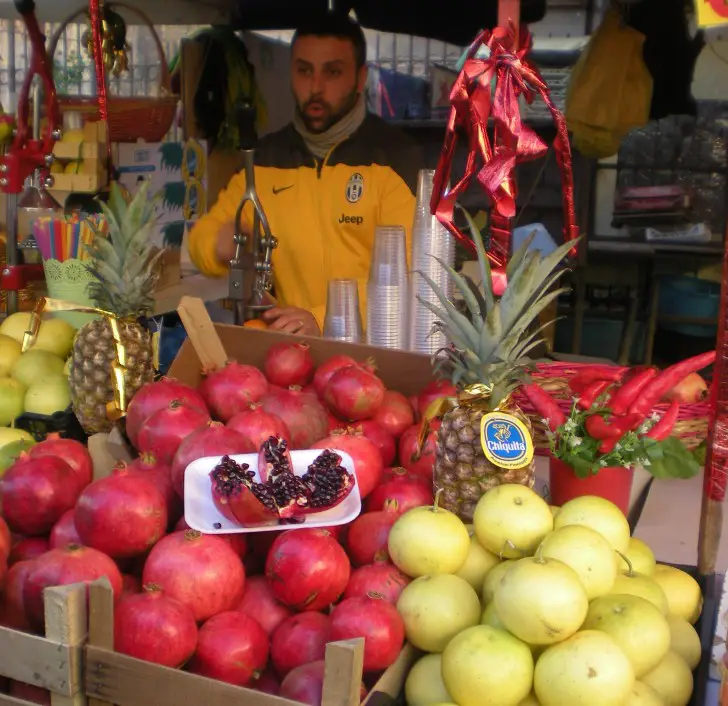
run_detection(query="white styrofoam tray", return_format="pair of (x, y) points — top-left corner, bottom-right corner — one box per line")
(184, 449), (361, 534)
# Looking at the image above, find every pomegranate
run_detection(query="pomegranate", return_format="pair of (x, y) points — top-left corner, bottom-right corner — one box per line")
(137, 401), (211, 465)
(324, 365), (385, 421)
(171, 422), (252, 498)
(125, 378), (208, 448)
(49, 511), (83, 549)
(28, 435), (92, 493)
(265, 529), (350, 611)
(259, 386), (328, 448)
(664, 372), (709, 404)
(416, 380), (457, 420)
(142, 530), (245, 622)
(279, 661), (366, 706)
(264, 341), (315, 388)
(24, 546), (123, 631)
(311, 428), (384, 499)
(398, 423), (439, 481)
(121, 574), (141, 595)
(312, 354), (358, 398)
(174, 517), (248, 559)
(356, 420), (396, 466)
(1, 455), (80, 536)
(8, 682), (50, 706)
(114, 585), (198, 667)
(199, 361), (269, 422)
(0, 516), (10, 561)
(228, 404), (292, 449)
(187, 611), (269, 686)
(75, 473), (168, 559)
(366, 467), (434, 513)
(237, 575), (292, 636)
(8, 537), (48, 566)
(373, 390), (415, 438)
(271, 612), (331, 677)
(1, 560), (34, 630)
(344, 562), (411, 604)
(330, 595), (405, 672)
(120, 454), (181, 526)
(252, 668), (280, 695)
(346, 501), (401, 566)
(210, 445), (354, 526)
(326, 411), (345, 433)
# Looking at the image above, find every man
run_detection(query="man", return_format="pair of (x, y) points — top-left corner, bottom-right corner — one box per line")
(188, 14), (424, 335)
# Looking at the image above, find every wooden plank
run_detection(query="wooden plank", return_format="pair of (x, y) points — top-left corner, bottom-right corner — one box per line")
(363, 644), (419, 705)
(321, 640), (364, 706)
(0, 627), (76, 694)
(85, 646), (306, 706)
(0, 695), (48, 706)
(44, 584), (87, 706)
(176, 296), (228, 371)
(87, 581), (114, 706)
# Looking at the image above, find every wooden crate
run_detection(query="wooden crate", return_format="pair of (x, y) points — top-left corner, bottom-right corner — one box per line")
(84, 581), (368, 706)
(0, 583), (87, 706)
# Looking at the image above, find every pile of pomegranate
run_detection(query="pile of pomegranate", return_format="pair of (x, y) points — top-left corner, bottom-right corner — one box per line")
(0, 343), (456, 706)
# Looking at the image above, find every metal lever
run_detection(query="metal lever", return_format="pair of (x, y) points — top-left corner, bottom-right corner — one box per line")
(228, 101), (277, 325)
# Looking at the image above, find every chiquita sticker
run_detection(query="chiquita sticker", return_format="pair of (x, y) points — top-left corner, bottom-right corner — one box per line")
(480, 412), (534, 470)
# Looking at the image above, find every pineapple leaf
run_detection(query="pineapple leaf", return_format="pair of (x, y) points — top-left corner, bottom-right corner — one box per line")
(417, 297), (473, 351)
(507, 230), (537, 281)
(85, 236), (122, 271)
(461, 273), (488, 317)
(459, 205), (495, 312)
(122, 180), (153, 247)
(416, 269), (480, 351)
(432, 256), (482, 321)
(107, 181), (128, 225)
(479, 302), (502, 361)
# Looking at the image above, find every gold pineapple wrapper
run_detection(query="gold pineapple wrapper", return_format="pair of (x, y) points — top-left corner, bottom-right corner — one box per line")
(23, 297), (133, 421)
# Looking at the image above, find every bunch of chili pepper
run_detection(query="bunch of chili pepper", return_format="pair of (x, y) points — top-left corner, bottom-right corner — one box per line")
(522, 351), (715, 455)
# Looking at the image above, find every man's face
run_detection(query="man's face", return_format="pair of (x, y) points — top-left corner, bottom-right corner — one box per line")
(291, 35), (367, 134)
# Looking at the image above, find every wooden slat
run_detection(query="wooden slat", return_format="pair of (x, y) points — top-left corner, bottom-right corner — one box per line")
(44, 584), (87, 706)
(321, 640), (364, 706)
(176, 296), (228, 371)
(85, 646), (307, 706)
(0, 626), (77, 694)
(0, 694), (47, 706)
(87, 581), (115, 706)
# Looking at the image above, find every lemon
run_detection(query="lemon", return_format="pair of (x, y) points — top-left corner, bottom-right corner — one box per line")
(665, 614), (701, 669)
(554, 495), (630, 553)
(405, 654), (453, 706)
(652, 564), (702, 624)
(624, 537), (656, 576)
(640, 651), (693, 706)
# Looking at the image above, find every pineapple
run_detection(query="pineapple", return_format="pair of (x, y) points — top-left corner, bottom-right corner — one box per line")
(418, 212), (574, 522)
(70, 181), (162, 433)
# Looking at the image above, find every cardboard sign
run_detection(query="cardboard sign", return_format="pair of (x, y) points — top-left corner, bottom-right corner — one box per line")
(696, 0), (728, 28)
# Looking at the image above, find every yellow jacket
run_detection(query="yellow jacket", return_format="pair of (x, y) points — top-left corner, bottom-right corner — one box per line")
(188, 115), (423, 326)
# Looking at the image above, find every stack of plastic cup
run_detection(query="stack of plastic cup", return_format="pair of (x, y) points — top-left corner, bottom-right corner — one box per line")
(366, 225), (408, 349)
(408, 169), (456, 355)
(323, 278), (363, 343)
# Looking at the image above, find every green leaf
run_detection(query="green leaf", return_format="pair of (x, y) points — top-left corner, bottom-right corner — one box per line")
(107, 181), (128, 224)
(647, 437), (701, 480)
(459, 206), (494, 312)
(507, 230), (537, 280)
(432, 256), (482, 320)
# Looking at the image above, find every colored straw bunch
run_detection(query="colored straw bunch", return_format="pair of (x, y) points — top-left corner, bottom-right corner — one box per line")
(32, 214), (107, 263)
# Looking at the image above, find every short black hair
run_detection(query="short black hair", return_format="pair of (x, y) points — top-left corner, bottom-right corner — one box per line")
(292, 13), (367, 70)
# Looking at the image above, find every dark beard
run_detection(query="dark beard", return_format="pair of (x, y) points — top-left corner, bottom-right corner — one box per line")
(296, 88), (360, 134)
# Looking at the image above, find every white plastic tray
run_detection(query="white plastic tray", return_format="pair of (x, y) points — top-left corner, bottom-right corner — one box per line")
(184, 449), (361, 534)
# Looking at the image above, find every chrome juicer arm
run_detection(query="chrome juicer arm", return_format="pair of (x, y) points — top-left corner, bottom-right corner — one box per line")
(228, 103), (277, 325)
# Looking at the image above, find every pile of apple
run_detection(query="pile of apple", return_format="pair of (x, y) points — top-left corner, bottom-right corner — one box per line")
(0, 312), (77, 429)
(387, 486), (703, 706)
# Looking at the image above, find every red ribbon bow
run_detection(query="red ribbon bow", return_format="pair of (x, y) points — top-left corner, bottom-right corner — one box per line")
(430, 25), (579, 295)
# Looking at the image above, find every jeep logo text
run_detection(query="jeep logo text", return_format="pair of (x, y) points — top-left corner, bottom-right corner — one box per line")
(339, 214), (364, 225)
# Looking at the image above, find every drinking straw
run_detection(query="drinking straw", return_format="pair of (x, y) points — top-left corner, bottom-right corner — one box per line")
(53, 218), (63, 262)
(72, 221), (80, 260)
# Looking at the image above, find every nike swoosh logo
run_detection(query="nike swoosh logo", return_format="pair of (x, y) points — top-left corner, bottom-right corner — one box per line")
(272, 185), (293, 195)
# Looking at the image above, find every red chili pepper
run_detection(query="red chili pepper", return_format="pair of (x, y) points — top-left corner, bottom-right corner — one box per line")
(577, 380), (612, 410)
(585, 415), (621, 440)
(568, 367), (624, 394)
(599, 437), (619, 454)
(609, 368), (658, 416)
(521, 383), (566, 430)
(646, 400), (680, 441)
(629, 351), (716, 418)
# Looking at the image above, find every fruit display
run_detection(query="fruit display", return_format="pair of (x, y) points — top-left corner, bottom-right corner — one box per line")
(0, 314), (77, 427)
(384, 486), (703, 706)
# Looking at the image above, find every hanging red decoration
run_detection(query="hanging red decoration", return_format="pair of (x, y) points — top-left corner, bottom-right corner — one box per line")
(430, 24), (579, 294)
(89, 0), (109, 125)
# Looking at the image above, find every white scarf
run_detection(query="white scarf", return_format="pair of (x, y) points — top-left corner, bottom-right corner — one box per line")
(293, 93), (367, 159)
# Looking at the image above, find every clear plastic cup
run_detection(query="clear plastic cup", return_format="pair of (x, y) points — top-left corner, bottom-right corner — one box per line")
(323, 278), (363, 343)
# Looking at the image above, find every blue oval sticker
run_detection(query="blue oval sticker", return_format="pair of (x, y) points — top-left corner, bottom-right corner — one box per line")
(480, 412), (534, 470)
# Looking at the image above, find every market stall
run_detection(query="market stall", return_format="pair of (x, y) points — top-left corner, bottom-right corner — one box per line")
(0, 0), (724, 704)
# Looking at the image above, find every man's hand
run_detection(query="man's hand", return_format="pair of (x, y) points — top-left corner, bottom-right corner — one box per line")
(263, 307), (320, 336)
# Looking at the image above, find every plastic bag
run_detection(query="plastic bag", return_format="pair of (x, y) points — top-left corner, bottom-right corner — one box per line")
(565, 9), (653, 159)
